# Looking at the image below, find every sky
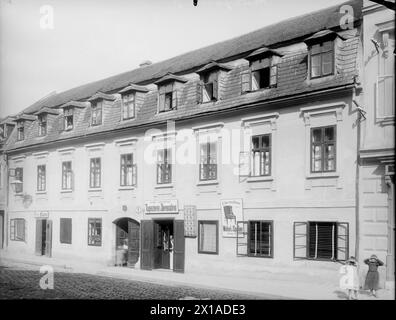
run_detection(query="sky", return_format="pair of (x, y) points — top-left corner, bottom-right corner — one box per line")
(0, 0), (347, 118)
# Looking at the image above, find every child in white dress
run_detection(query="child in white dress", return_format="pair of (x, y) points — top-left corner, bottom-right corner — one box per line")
(339, 256), (360, 300)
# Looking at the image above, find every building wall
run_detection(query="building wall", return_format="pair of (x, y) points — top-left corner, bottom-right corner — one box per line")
(6, 91), (358, 273)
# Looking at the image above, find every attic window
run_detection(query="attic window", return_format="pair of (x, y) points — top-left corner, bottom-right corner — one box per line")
(202, 72), (218, 102)
(251, 58), (277, 90)
(91, 100), (103, 126)
(122, 93), (135, 120)
(309, 40), (334, 79)
(159, 83), (177, 112)
(63, 108), (74, 131)
(38, 114), (47, 136)
(17, 121), (24, 141)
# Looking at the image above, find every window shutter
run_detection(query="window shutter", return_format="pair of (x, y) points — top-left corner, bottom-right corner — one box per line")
(239, 151), (251, 178)
(172, 89), (178, 109)
(132, 164), (137, 186)
(140, 220), (154, 270)
(60, 218), (72, 244)
(59, 115), (65, 132)
(196, 82), (203, 104)
(241, 69), (251, 93)
(173, 220), (185, 273)
(213, 77), (219, 100)
(270, 65), (277, 87)
(97, 105), (102, 125)
(236, 221), (248, 256)
(35, 220), (43, 255)
(158, 93), (165, 112)
(336, 222), (349, 261)
(293, 222), (308, 259)
(45, 220), (52, 257)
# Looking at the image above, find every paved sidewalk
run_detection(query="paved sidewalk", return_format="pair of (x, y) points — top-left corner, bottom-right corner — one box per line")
(1, 251), (394, 300)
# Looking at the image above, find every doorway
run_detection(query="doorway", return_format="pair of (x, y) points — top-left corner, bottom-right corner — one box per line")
(0, 211), (4, 249)
(153, 220), (174, 270)
(35, 219), (52, 257)
(113, 218), (140, 267)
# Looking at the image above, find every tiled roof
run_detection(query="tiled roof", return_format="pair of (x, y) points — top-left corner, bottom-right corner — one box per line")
(246, 47), (283, 61)
(119, 84), (149, 94)
(15, 114), (36, 121)
(87, 92), (117, 102)
(59, 101), (89, 109)
(18, 0), (361, 115)
(34, 107), (60, 115)
(5, 34), (360, 152)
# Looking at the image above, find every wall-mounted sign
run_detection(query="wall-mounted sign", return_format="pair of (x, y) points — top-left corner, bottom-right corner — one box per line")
(220, 199), (244, 238)
(145, 200), (179, 214)
(35, 211), (49, 218)
(184, 205), (197, 237)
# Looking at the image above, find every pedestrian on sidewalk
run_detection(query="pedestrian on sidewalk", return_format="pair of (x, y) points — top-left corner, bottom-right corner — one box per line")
(339, 256), (360, 300)
(363, 254), (384, 298)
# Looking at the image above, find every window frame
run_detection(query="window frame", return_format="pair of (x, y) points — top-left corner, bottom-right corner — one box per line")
(37, 164), (46, 192)
(250, 134), (272, 177)
(310, 125), (337, 173)
(64, 108), (74, 131)
(157, 148), (172, 184)
(38, 114), (47, 136)
(17, 121), (24, 141)
(307, 221), (338, 261)
(247, 220), (274, 258)
(62, 161), (73, 190)
(309, 40), (335, 79)
(10, 218), (25, 241)
(88, 218), (102, 246)
(198, 220), (219, 255)
(121, 92), (136, 120)
(14, 167), (23, 194)
(199, 141), (217, 181)
(91, 100), (103, 126)
(89, 157), (101, 189)
(60, 218), (72, 244)
(120, 153), (137, 187)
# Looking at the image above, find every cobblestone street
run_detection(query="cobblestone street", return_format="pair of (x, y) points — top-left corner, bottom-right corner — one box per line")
(0, 265), (267, 300)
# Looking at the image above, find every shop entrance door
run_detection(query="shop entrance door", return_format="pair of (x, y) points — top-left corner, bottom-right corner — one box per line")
(0, 211), (4, 249)
(153, 220), (173, 269)
(35, 219), (52, 257)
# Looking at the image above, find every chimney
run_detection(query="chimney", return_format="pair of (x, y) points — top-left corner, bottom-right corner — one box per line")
(139, 60), (152, 68)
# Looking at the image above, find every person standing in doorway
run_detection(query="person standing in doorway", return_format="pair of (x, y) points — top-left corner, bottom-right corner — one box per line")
(364, 254), (384, 297)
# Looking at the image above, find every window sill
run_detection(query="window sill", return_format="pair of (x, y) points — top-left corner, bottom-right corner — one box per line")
(36, 191), (47, 195)
(118, 186), (135, 191)
(155, 183), (173, 189)
(88, 188), (102, 192)
(376, 117), (394, 126)
(121, 117), (136, 122)
(306, 172), (339, 179)
(197, 180), (219, 186)
(247, 176), (274, 183)
(60, 189), (73, 194)
(201, 100), (217, 105)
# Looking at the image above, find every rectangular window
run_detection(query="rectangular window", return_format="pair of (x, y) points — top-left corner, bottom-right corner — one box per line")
(122, 93), (135, 120)
(311, 126), (336, 173)
(308, 222), (337, 260)
(62, 161), (72, 190)
(198, 221), (218, 254)
(251, 134), (271, 176)
(248, 221), (273, 258)
(250, 58), (277, 91)
(64, 108), (73, 131)
(199, 142), (217, 181)
(60, 218), (72, 244)
(17, 121), (24, 141)
(38, 114), (47, 136)
(310, 41), (334, 79)
(14, 167), (23, 193)
(89, 158), (101, 188)
(120, 154), (137, 186)
(91, 101), (103, 126)
(10, 218), (25, 241)
(157, 148), (172, 184)
(88, 218), (102, 246)
(202, 72), (218, 102)
(37, 165), (46, 192)
(158, 83), (176, 112)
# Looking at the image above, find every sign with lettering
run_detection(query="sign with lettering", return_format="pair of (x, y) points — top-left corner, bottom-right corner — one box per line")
(35, 211), (49, 218)
(145, 200), (179, 214)
(184, 205), (197, 237)
(220, 199), (243, 238)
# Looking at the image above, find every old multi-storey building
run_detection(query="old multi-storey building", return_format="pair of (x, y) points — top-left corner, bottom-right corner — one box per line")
(0, 0), (392, 284)
(359, 0), (394, 289)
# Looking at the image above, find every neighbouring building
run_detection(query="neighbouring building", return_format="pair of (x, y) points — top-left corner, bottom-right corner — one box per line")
(0, 0), (391, 283)
(359, 0), (395, 289)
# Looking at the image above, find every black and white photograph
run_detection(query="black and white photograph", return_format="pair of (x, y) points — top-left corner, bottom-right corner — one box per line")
(0, 0), (394, 312)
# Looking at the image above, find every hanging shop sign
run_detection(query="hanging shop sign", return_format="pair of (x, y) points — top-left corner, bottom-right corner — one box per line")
(145, 200), (179, 214)
(220, 199), (244, 238)
(184, 205), (197, 237)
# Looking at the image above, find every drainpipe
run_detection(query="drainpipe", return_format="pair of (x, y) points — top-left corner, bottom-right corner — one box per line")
(4, 152), (9, 249)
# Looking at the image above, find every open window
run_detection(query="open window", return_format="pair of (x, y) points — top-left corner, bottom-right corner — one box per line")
(293, 221), (349, 261)
(155, 73), (187, 113)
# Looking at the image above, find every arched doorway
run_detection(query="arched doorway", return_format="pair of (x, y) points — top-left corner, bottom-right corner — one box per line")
(113, 218), (140, 267)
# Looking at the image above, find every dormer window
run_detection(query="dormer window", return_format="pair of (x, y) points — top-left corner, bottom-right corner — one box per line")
(91, 100), (103, 126)
(64, 108), (74, 131)
(155, 73), (187, 113)
(202, 72), (218, 102)
(242, 48), (282, 93)
(122, 93), (135, 120)
(38, 114), (47, 136)
(309, 41), (334, 78)
(17, 121), (24, 141)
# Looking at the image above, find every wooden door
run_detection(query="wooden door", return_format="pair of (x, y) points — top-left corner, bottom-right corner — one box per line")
(153, 221), (162, 268)
(35, 219), (43, 256)
(161, 227), (170, 269)
(173, 220), (185, 273)
(140, 220), (153, 270)
(0, 212), (3, 249)
(45, 220), (52, 257)
(127, 220), (140, 267)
